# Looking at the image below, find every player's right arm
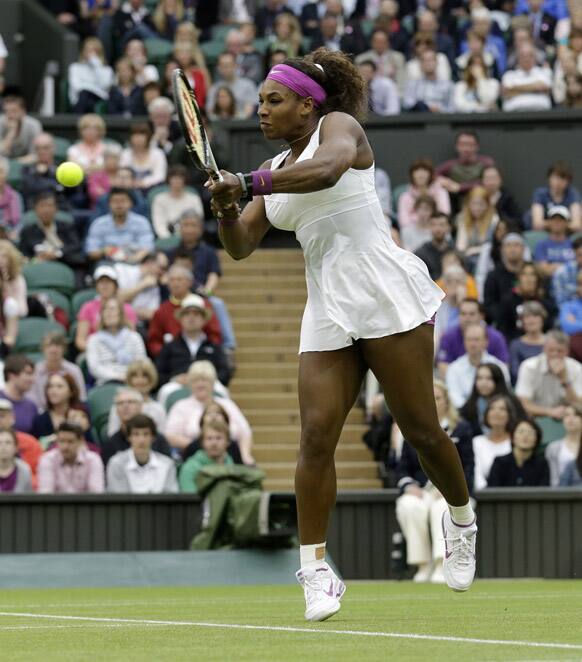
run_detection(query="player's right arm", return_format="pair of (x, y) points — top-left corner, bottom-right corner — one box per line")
(213, 159), (272, 261)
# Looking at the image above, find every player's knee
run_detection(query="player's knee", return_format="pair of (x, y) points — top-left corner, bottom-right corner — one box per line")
(404, 427), (440, 452)
(299, 420), (337, 463)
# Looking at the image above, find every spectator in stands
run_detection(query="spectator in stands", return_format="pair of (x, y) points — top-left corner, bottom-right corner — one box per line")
(267, 13), (305, 59)
(399, 159), (450, 228)
(434, 254), (480, 338)
(86, 143), (123, 208)
(355, 30), (406, 93)
(206, 52), (257, 120)
(0, 95), (42, 163)
(514, 0), (562, 47)
(357, 60), (399, 116)
(414, 8), (456, 68)
(0, 355), (37, 434)
(224, 28), (264, 85)
(0, 241), (25, 319)
(115, 252), (162, 325)
(107, 414), (178, 493)
(86, 298), (147, 386)
(455, 186), (499, 268)
(20, 133), (68, 211)
(487, 418), (550, 487)
(27, 331), (87, 411)
(455, 31), (499, 81)
(0, 34), (7, 75)
(501, 43), (552, 112)
(18, 192), (85, 272)
(483, 233), (527, 324)
(111, 0), (157, 60)
(371, 0), (409, 53)
(507, 25), (548, 71)
(85, 188), (154, 265)
(0, 156), (21, 240)
(75, 265), (138, 352)
(559, 452), (582, 486)
(156, 293), (231, 389)
(68, 36), (114, 114)
(454, 53), (500, 113)
(179, 419), (235, 493)
(553, 236), (582, 305)
(406, 34), (452, 84)
(208, 86), (244, 121)
(92, 166), (149, 220)
(555, 50), (582, 108)
(509, 301), (547, 383)
(403, 49), (454, 113)
(472, 395), (517, 490)
(516, 330), (582, 420)
(462, 8), (507, 74)
(545, 404), (582, 486)
(101, 388), (171, 466)
(125, 39), (160, 86)
(151, 167), (204, 239)
(107, 359), (166, 436)
(0, 428), (32, 493)
(534, 206), (575, 278)
(120, 122), (167, 190)
(560, 270), (582, 335)
(165, 360), (254, 464)
(172, 40), (210, 109)
(181, 401), (243, 464)
(414, 212), (454, 280)
(460, 363), (526, 436)
(255, 0), (295, 38)
(148, 97), (181, 157)
(395, 379), (473, 583)
(38, 422), (104, 494)
(31, 374), (84, 447)
(400, 195), (435, 252)
(67, 114), (107, 174)
(481, 165), (522, 228)
(446, 323), (510, 408)
(107, 58), (147, 118)
(147, 265), (222, 356)
(477, 221), (523, 301)
(436, 131), (494, 199)
(0, 398), (41, 486)
(531, 160), (582, 232)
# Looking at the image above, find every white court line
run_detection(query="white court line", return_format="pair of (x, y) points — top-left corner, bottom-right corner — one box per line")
(0, 611), (581, 651)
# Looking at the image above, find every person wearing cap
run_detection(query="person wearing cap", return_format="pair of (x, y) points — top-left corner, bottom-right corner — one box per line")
(483, 231), (527, 323)
(531, 161), (582, 232)
(156, 293), (231, 389)
(0, 397), (42, 488)
(534, 206), (575, 278)
(85, 187), (154, 265)
(75, 264), (138, 352)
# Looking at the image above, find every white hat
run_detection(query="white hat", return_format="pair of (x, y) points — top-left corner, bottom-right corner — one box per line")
(176, 293), (210, 320)
(94, 265), (119, 283)
(547, 205), (570, 221)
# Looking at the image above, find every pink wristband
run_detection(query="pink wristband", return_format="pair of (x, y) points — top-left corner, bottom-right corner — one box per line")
(251, 169), (273, 196)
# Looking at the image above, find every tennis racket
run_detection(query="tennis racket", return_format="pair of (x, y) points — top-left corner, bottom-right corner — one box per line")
(172, 68), (223, 182)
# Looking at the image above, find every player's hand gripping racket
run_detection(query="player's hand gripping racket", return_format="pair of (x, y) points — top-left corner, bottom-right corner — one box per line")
(172, 68), (223, 182)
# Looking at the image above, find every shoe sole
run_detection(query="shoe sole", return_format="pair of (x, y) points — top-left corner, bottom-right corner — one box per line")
(305, 601), (341, 622)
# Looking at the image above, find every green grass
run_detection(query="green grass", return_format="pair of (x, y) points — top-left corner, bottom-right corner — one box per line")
(0, 581), (581, 661)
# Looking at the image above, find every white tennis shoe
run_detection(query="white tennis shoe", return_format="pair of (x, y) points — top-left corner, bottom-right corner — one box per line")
(296, 563), (346, 622)
(442, 511), (477, 592)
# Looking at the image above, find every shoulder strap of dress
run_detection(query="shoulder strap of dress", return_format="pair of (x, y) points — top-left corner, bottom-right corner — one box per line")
(270, 150), (290, 171)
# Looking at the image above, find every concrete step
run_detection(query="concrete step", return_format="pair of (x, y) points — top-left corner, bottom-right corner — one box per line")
(234, 363), (299, 378)
(221, 249), (304, 265)
(219, 275), (306, 288)
(252, 424), (366, 444)
(221, 260), (305, 273)
(245, 408), (364, 426)
(263, 478), (383, 491)
(235, 348), (300, 363)
(233, 332), (299, 348)
(229, 378), (297, 395)
(220, 291), (306, 304)
(261, 461), (379, 480)
(253, 444), (374, 463)
(230, 319), (301, 333)
(233, 393), (299, 410)
(227, 304), (304, 319)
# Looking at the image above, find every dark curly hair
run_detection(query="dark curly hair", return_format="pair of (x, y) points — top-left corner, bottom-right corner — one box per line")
(282, 48), (367, 122)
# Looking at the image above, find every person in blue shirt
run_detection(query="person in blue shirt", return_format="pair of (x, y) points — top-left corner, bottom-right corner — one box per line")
(531, 161), (582, 231)
(553, 236), (582, 304)
(559, 271), (582, 335)
(514, 0), (569, 21)
(85, 187), (154, 265)
(534, 206), (575, 278)
(460, 8), (507, 75)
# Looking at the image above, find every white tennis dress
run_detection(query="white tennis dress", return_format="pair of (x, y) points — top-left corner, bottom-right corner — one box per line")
(264, 115), (445, 353)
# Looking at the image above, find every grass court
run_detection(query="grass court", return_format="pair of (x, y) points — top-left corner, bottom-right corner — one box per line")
(1, 580), (581, 661)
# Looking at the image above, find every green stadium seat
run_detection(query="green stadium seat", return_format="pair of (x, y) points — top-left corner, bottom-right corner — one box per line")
(53, 136), (72, 162)
(212, 24), (239, 41)
(15, 318), (66, 355)
(71, 289), (96, 318)
(253, 37), (269, 54)
(88, 383), (122, 432)
(524, 231), (548, 255)
(201, 40), (225, 67)
(165, 387), (191, 412)
(156, 236), (180, 252)
(360, 19), (374, 37)
(22, 262), (76, 298)
(22, 210), (74, 225)
(7, 160), (22, 189)
(147, 184), (169, 207)
(535, 416), (566, 448)
(145, 38), (174, 66)
(28, 288), (72, 318)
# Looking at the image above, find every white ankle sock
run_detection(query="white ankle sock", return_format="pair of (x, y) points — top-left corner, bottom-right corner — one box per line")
(300, 542), (326, 568)
(448, 502), (475, 526)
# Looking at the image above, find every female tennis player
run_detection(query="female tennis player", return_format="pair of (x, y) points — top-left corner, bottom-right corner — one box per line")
(207, 48), (477, 622)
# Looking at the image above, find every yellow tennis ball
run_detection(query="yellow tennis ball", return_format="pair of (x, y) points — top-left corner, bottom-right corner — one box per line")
(56, 161), (84, 187)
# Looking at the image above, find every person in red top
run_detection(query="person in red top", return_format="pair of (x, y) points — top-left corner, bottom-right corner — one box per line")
(147, 265), (221, 357)
(0, 398), (42, 488)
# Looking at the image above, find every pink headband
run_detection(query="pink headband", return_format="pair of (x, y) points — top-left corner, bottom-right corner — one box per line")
(266, 64), (327, 107)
